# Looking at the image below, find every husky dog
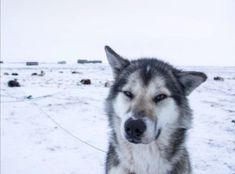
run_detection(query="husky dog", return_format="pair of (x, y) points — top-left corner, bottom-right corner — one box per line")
(104, 46), (207, 174)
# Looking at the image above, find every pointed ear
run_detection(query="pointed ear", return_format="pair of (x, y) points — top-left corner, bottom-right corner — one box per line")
(105, 46), (130, 77)
(177, 71), (207, 95)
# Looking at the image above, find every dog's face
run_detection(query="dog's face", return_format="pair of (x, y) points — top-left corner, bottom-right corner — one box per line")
(105, 46), (207, 144)
(113, 70), (179, 144)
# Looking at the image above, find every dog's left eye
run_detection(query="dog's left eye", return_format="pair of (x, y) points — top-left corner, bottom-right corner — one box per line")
(153, 94), (167, 103)
(123, 91), (134, 99)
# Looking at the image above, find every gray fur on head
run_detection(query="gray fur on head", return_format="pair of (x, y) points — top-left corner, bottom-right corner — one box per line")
(105, 45), (207, 96)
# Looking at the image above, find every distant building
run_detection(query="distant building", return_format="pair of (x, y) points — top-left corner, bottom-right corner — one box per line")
(89, 60), (102, 63)
(57, 61), (66, 64)
(26, 62), (39, 66)
(77, 59), (89, 64)
(77, 59), (102, 64)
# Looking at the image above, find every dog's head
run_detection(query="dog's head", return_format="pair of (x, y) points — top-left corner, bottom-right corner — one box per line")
(105, 46), (207, 144)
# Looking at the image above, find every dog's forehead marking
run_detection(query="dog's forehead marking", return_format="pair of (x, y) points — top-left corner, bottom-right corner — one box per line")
(122, 71), (171, 96)
(122, 71), (143, 93)
(146, 65), (151, 73)
(148, 76), (171, 96)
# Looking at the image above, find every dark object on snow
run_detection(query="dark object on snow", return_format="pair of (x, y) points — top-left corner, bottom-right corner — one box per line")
(26, 95), (32, 99)
(4, 72), (9, 75)
(32, 72), (38, 76)
(214, 76), (224, 81)
(80, 79), (91, 85)
(59, 71), (64, 73)
(26, 62), (39, 66)
(57, 61), (66, 64)
(0, 61), (3, 64)
(72, 71), (81, 74)
(32, 71), (45, 76)
(232, 120), (235, 124)
(8, 79), (20, 87)
(38, 70), (45, 76)
(77, 59), (102, 64)
(12, 73), (18, 76)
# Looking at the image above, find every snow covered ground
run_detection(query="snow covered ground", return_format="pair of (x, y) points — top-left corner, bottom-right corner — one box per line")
(1, 63), (235, 174)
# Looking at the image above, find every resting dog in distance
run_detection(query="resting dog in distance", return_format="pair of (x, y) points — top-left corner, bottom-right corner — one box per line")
(104, 46), (207, 174)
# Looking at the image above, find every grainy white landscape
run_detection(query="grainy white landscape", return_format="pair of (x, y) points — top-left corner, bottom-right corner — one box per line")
(1, 63), (235, 174)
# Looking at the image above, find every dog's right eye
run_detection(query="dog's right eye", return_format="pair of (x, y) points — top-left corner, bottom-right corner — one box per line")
(123, 91), (134, 99)
(153, 94), (167, 103)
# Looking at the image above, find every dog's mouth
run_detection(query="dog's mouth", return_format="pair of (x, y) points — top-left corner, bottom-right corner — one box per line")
(126, 137), (142, 144)
(155, 128), (161, 140)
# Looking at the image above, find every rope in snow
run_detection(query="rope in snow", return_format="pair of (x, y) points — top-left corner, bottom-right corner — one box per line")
(1, 91), (65, 103)
(28, 99), (107, 153)
(2, 92), (107, 153)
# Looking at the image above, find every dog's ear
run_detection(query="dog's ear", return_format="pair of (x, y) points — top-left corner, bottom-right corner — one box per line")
(105, 46), (130, 77)
(177, 71), (207, 96)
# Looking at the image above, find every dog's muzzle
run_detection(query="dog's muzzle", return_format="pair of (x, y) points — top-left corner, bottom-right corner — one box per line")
(124, 118), (146, 144)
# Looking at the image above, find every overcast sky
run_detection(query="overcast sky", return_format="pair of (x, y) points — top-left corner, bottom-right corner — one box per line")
(1, 0), (235, 66)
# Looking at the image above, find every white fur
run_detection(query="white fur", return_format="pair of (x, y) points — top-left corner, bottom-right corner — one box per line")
(109, 166), (127, 174)
(127, 143), (172, 174)
(141, 117), (156, 144)
(114, 135), (173, 174)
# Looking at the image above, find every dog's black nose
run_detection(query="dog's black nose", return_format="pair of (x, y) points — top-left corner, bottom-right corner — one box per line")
(124, 118), (146, 141)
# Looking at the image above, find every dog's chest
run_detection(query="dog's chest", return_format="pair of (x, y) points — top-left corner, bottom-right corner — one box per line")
(119, 144), (172, 174)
